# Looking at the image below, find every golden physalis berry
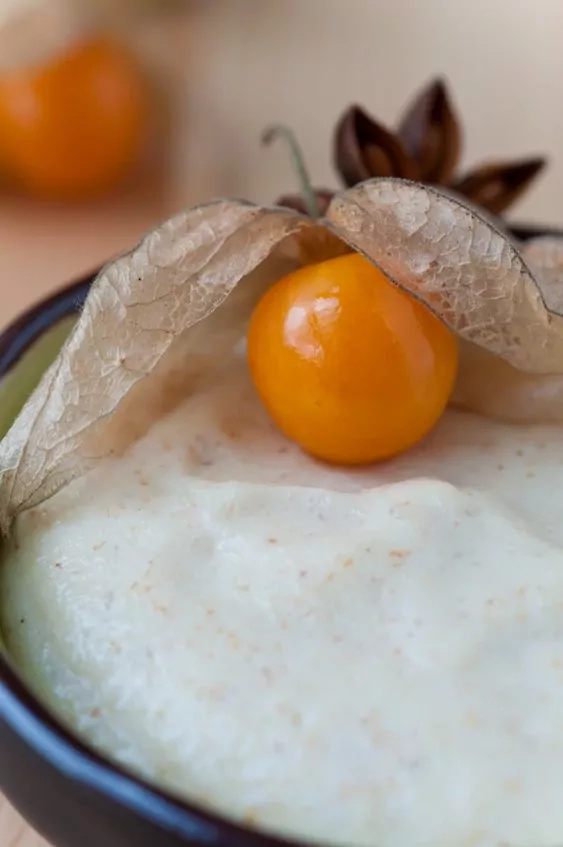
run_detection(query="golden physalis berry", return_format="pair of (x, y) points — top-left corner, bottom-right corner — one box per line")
(247, 252), (459, 466)
(0, 36), (149, 200)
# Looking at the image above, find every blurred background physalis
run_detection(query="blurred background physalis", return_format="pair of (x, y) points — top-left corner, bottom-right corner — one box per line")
(0, 0), (157, 200)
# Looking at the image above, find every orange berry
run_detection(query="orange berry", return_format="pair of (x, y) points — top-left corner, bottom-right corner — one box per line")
(0, 36), (149, 200)
(247, 252), (458, 465)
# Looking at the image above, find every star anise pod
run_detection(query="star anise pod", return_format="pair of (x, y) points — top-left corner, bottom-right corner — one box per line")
(334, 78), (546, 216)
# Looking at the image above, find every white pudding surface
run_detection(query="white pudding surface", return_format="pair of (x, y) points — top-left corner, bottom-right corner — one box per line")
(3, 353), (563, 847)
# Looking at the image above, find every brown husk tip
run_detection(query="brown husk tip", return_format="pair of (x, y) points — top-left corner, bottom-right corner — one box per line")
(1, 179), (563, 534)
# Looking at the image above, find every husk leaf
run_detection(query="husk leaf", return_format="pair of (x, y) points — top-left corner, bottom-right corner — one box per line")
(2, 180), (563, 534)
(0, 201), (326, 533)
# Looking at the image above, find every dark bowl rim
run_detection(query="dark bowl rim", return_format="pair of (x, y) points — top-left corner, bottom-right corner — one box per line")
(0, 219), (561, 846)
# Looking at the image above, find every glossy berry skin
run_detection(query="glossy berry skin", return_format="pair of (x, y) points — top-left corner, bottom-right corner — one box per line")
(0, 36), (149, 200)
(247, 252), (459, 465)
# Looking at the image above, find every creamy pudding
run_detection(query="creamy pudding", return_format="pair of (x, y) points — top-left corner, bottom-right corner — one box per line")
(3, 349), (563, 847)
(2, 181), (563, 847)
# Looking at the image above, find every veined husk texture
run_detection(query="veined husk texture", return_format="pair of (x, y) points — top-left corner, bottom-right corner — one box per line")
(1, 178), (563, 534)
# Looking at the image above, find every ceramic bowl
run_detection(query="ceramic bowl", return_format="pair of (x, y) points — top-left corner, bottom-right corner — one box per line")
(0, 222), (556, 846)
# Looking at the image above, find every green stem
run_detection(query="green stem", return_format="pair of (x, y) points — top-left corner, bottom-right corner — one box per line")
(262, 124), (321, 219)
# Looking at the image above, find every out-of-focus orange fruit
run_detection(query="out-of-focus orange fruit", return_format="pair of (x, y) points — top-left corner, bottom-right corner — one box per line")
(247, 252), (459, 465)
(0, 35), (149, 200)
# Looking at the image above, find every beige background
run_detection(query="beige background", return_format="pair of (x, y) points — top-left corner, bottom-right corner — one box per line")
(2, 0), (563, 324)
(2, 0), (563, 843)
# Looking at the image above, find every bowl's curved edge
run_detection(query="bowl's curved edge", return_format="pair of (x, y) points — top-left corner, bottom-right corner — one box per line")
(1, 652), (300, 847)
(509, 222), (563, 241)
(0, 272), (302, 847)
(0, 272), (93, 377)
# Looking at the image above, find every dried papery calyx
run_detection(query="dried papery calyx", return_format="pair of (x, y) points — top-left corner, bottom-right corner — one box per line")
(1, 179), (563, 532)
